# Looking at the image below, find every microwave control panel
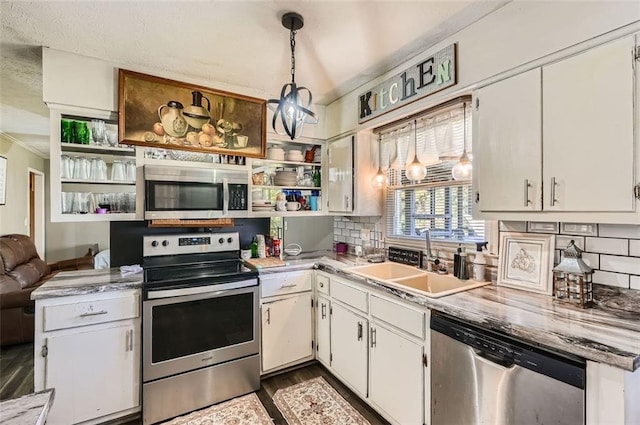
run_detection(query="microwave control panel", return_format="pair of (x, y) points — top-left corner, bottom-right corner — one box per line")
(228, 184), (248, 210)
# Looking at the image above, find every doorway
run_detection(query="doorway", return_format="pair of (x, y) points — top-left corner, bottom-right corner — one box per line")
(28, 169), (45, 259)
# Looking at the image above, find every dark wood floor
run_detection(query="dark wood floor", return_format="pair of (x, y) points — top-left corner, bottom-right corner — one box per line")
(0, 342), (33, 401)
(0, 344), (389, 425)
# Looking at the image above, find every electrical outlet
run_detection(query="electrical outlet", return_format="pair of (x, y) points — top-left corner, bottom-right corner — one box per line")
(361, 228), (371, 240)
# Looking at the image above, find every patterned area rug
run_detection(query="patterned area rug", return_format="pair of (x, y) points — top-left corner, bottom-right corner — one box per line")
(273, 377), (371, 425)
(162, 393), (273, 425)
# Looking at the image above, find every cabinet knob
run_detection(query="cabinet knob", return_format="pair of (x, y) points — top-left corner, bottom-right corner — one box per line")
(151, 240), (159, 247)
(219, 238), (225, 244)
(162, 240), (169, 247)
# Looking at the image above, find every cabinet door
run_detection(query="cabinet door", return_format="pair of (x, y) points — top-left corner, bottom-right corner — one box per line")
(543, 37), (635, 212)
(328, 135), (354, 213)
(261, 293), (313, 372)
(474, 68), (542, 211)
(44, 323), (139, 425)
(316, 295), (331, 366)
(370, 323), (424, 425)
(330, 302), (368, 396)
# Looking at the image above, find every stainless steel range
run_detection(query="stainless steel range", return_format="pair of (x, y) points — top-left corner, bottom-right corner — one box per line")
(141, 232), (260, 425)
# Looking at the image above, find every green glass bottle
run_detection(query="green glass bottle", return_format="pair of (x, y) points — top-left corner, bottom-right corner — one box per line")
(250, 236), (258, 258)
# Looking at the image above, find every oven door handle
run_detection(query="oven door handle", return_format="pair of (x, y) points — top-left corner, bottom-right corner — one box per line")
(222, 178), (229, 216)
(146, 280), (255, 299)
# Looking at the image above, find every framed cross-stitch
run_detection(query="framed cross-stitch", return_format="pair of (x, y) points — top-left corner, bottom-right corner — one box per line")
(497, 232), (555, 295)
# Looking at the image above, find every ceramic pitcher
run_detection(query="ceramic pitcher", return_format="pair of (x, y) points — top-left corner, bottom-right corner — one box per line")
(158, 101), (188, 137)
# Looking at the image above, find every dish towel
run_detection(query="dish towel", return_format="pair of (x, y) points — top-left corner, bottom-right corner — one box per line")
(120, 264), (143, 276)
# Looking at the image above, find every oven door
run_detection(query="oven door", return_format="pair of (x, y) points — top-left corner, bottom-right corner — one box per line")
(142, 281), (259, 382)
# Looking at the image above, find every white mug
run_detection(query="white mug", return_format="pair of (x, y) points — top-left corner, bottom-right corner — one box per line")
(286, 201), (301, 211)
(276, 200), (287, 211)
(240, 249), (251, 260)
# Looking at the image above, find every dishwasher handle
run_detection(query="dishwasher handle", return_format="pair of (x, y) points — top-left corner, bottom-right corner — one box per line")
(473, 348), (515, 368)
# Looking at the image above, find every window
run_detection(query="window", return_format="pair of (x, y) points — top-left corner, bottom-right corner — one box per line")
(382, 100), (484, 244)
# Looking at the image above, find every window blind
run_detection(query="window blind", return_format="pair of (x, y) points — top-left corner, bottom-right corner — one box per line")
(380, 102), (485, 244)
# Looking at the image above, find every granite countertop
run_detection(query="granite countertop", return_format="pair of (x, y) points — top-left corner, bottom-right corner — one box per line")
(31, 268), (143, 300)
(316, 260), (640, 372)
(0, 389), (54, 425)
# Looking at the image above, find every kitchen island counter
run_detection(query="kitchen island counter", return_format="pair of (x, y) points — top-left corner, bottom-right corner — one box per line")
(0, 389), (54, 425)
(31, 268), (143, 300)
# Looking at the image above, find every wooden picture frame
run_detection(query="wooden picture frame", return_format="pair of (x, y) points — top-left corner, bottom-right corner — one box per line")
(497, 232), (555, 295)
(0, 156), (6, 205)
(118, 69), (266, 158)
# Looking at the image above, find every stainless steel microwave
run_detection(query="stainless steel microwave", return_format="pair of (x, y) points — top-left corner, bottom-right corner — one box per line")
(144, 165), (248, 219)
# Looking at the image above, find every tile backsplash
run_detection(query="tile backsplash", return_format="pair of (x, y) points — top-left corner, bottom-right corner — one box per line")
(333, 216), (382, 254)
(501, 221), (640, 290)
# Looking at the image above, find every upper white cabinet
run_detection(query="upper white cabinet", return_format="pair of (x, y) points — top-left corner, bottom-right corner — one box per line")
(474, 68), (542, 212)
(542, 36), (635, 212)
(474, 36), (638, 220)
(327, 132), (382, 216)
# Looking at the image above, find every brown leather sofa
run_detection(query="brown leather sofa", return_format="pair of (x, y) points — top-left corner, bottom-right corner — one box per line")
(0, 234), (94, 346)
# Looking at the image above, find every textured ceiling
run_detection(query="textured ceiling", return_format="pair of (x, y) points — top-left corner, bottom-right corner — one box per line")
(0, 0), (508, 156)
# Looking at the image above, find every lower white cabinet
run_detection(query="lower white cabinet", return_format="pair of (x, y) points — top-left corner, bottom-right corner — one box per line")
(316, 295), (331, 366)
(369, 321), (425, 425)
(330, 301), (369, 397)
(34, 289), (141, 425)
(261, 292), (313, 373)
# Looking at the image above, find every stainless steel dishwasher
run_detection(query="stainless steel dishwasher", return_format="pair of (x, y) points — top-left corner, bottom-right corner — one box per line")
(431, 313), (585, 425)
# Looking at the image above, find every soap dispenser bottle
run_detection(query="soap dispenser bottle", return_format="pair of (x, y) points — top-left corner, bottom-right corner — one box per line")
(453, 245), (462, 278)
(472, 242), (489, 281)
(458, 250), (469, 280)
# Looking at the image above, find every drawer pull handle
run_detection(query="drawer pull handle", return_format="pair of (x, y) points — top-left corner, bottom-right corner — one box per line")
(280, 284), (297, 289)
(266, 307), (271, 325)
(79, 310), (108, 317)
(371, 328), (377, 348)
(357, 322), (363, 341)
(321, 303), (326, 319)
(128, 329), (133, 352)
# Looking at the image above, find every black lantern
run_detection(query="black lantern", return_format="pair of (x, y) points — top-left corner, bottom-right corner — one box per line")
(267, 12), (317, 140)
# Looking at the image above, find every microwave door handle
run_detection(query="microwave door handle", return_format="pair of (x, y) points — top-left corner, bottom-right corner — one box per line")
(223, 178), (229, 216)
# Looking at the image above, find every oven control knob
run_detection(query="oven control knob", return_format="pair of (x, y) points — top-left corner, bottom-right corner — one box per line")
(227, 237), (233, 244)
(219, 238), (225, 244)
(162, 240), (169, 247)
(151, 240), (159, 247)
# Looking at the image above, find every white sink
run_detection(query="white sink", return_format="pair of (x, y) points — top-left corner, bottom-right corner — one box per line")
(348, 262), (490, 298)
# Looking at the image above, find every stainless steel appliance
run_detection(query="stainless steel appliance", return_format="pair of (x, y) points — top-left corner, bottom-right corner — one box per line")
(142, 232), (259, 425)
(144, 165), (248, 219)
(431, 313), (585, 425)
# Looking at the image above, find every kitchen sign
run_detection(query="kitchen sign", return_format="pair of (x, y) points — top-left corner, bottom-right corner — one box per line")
(358, 43), (457, 124)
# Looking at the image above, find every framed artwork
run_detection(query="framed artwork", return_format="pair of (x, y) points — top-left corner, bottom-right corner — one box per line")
(497, 232), (555, 295)
(118, 69), (266, 158)
(0, 156), (5, 205)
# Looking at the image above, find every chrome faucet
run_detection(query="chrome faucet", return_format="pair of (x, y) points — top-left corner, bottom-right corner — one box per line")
(423, 229), (440, 270)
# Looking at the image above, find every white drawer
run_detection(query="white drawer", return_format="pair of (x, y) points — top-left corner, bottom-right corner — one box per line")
(260, 270), (312, 299)
(370, 294), (424, 339)
(316, 273), (330, 295)
(331, 278), (367, 313)
(43, 293), (140, 332)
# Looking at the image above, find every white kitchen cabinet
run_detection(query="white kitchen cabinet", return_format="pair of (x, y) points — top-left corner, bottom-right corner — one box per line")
(330, 301), (368, 397)
(474, 35), (638, 220)
(474, 68), (542, 212)
(261, 292), (313, 373)
(315, 295), (331, 366)
(34, 289), (141, 425)
(543, 36), (635, 212)
(327, 132), (381, 216)
(369, 322), (425, 425)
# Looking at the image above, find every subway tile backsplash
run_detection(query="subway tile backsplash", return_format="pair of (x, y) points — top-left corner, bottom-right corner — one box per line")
(505, 222), (640, 290)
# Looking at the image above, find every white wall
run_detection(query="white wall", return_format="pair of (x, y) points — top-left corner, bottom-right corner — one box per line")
(42, 48), (327, 141)
(0, 134), (45, 236)
(326, 1), (640, 138)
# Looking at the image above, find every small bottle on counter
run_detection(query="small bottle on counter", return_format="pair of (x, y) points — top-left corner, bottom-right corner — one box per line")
(458, 251), (469, 280)
(453, 244), (462, 277)
(250, 237), (258, 258)
(273, 239), (281, 258)
(472, 241), (489, 281)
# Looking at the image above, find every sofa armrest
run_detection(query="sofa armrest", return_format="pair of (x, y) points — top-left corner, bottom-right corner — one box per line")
(49, 255), (94, 272)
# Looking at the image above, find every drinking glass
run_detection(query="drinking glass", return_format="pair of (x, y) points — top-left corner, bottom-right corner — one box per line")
(61, 192), (74, 214)
(125, 160), (136, 181)
(91, 120), (106, 145)
(73, 156), (89, 180)
(72, 192), (91, 214)
(60, 155), (73, 179)
(105, 130), (118, 147)
(111, 160), (126, 181)
(74, 121), (90, 144)
(109, 193), (122, 213)
(89, 157), (107, 181)
(61, 120), (73, 143)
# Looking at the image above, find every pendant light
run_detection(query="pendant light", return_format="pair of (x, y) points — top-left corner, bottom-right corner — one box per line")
(452, 103), (472, 181)
(405, 120), (427, 182)
(267, 12), (317, 140)
(371, 133), (388, 189)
